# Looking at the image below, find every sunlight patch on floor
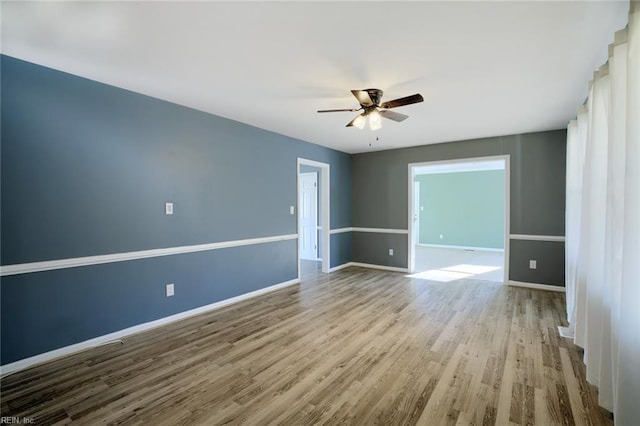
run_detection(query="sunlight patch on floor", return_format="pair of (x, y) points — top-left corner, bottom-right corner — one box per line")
(406, 264), (502, 282)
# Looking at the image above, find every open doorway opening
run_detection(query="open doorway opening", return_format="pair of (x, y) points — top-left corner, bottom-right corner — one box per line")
(298, 159), (330, 279)
(408, 156), (510, 284)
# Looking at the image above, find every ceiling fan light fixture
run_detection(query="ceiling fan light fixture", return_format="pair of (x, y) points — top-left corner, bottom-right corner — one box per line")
(353, 114), (366, 129)
(368, 110), (382, 131)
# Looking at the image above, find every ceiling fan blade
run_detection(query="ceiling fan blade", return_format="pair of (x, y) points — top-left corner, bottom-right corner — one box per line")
(380, 93), (424, 109)
(351, 90), (374, 107)
(317, 108), (359, 113)
(379, 110), (409, 122)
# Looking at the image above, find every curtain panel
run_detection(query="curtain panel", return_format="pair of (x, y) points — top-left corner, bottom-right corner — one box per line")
(565, 2), (639, 424)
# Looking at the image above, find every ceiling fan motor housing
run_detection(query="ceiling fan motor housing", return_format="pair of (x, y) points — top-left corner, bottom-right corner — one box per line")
(365, 89), (384, 106)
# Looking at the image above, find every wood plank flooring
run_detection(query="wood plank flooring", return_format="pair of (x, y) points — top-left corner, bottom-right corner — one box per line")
(1, 266), (611, 425)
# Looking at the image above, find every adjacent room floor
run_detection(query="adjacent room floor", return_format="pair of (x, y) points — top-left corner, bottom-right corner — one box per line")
(0, 267), (609, 425)
(300, 259), (322, 280)
(412, 245), (505, 283)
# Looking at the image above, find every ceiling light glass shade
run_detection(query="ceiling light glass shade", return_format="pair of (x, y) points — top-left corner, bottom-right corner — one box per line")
(368, 110), (382, 130)
(353, 114), (366, 129)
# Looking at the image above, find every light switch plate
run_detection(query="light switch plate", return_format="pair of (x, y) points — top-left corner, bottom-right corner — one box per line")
(165, 202), (173, 215)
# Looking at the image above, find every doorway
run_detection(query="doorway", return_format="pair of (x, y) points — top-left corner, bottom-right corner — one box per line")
(408, 155), (510, 283)
(297, 159), (330, 278)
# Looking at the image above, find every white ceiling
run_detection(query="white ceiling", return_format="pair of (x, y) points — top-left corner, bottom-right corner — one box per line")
(1, 1), (629, 154)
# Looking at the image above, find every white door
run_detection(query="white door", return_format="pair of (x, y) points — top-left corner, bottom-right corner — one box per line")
(299, 173), (318, 260)
(413, 181), (420, 246)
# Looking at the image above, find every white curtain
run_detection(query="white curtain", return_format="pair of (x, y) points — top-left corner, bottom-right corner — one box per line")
(563, 106), (587, 338)
(565, 2), (640, 424)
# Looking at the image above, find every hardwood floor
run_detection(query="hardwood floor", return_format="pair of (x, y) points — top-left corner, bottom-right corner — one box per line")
(1, 267), (611, 425)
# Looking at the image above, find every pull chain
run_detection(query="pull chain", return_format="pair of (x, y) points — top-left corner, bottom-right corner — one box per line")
(368, 135), (379, 148)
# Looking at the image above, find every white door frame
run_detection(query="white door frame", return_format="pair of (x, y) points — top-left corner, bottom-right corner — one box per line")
(407, 155), (510, 283)
(297, 158), (330, 276)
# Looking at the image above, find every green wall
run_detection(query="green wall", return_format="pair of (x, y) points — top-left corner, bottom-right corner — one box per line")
(417, 170), (505, 249)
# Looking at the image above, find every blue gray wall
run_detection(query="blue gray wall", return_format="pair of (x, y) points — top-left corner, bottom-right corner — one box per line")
(352, 130), (566, 285)
(0, 55), (352, 364)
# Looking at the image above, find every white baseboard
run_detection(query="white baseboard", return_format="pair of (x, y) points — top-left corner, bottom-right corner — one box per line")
(349, 262), (409, 273)
(508, 280), (565, 292)
(417, 243), (504, 252)
(329, 262), (409, 273)
(558, 326), (575, 339)
(0, 278), (300, 377)
(329, 262), (353, 272)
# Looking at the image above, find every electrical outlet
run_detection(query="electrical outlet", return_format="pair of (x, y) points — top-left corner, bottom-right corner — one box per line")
(389, 248), (394, 256)
(166, 283), (175, 297)
(290, 206), (295, 215)
(440, 234), (444, 239)
(529, 260), (537, 269)
(165, 202), (173, 215)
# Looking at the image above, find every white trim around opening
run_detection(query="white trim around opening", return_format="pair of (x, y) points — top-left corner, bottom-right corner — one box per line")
(297, 158), (330, 276)
(408, 155), (511, 284)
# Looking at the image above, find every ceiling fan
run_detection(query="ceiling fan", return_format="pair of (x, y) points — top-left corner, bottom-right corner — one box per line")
(317, 89), (423, 130)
